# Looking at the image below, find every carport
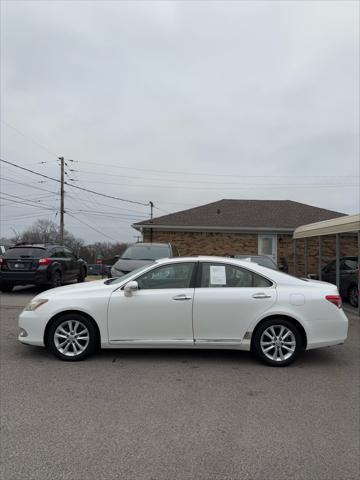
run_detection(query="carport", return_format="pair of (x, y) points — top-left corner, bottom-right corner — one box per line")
(293, 214), (360, 314)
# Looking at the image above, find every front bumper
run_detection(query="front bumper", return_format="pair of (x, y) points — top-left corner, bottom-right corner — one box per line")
(18, 310), (47, 346)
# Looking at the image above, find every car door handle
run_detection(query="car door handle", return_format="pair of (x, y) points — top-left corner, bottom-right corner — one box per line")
(252, 293), (272, 299)
(172, 294), (192, 301)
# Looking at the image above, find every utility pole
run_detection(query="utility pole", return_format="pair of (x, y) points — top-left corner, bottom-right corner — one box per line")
(59, 156), (65, 243)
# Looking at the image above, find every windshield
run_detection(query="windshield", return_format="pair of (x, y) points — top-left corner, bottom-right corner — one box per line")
(121, 245), (170, 261)
(4, 247), (46, 258)
(105, 264), (152, 285)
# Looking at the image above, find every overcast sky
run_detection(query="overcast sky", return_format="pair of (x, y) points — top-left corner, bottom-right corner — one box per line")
(1, 0), (359, 243)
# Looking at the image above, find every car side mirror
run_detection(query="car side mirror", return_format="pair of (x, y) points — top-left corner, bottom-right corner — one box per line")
(124, 281), (138, 297)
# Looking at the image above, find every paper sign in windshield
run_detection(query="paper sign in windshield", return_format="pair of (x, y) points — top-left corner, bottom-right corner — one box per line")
(210, 265), (226, 285)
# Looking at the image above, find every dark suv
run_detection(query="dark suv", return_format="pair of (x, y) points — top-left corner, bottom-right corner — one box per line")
(321, 256), (358, 308)
(0, 244), (87, 292)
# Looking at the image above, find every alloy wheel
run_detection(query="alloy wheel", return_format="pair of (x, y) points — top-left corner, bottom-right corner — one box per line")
(260, 325), (296, 362)
(54, 320), (90, 357)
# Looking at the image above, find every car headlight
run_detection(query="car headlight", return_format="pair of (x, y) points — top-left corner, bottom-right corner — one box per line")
(24, 299), (48, 311)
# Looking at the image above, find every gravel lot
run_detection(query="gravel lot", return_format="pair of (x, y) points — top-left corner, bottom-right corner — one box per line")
(1, 286), (359, 480)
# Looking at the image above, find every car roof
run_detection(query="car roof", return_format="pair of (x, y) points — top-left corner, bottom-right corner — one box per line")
(152, 256), (304, 285)
(11, 243), (64, 248)
(129, 243), (171, 247)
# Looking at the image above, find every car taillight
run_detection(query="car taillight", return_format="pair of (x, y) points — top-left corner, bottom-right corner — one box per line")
(38, 258), (52, 266)
(325, 295), (342, 309)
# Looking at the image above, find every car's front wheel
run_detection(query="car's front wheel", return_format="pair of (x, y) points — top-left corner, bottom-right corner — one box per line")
(348, 285), (358, 308)
(252, 318), (303, 367)
(47, 314), (98, 361)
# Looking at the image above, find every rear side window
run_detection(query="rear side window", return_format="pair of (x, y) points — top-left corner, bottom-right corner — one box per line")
(4, 248), (46, 258)
(342, 258), (358, 270)
(200, 263), (272, 288)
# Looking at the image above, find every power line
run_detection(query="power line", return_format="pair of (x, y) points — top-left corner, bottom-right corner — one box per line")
(68, 179), (358, 190)
(1, 193), (58, 211)
(66, 212), (119, 242)
(0, 158), (150, 206)
(1, 176), (60, 195)
(1, 121), (59, 158)
(78, 160), (356, 179)
(74, 167), (357, 187)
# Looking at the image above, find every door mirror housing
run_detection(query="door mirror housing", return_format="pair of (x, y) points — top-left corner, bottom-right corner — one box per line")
(124, 281), (138, 297)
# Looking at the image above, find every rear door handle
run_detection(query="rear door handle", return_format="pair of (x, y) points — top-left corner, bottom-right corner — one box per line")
(252, 293), (272, 299)
(172, 294), (192, 301)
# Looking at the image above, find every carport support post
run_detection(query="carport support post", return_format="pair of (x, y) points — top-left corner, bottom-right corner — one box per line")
(335, 234), (340, 291)
(318, 236), (322, 280)
(358, 230), (360, 316)
(293, 239), (297, 277)
(304, 238), (308, 276)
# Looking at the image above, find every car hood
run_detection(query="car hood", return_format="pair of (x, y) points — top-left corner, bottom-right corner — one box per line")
(40, 279), (108, 298)
(112, 258), (155, 272)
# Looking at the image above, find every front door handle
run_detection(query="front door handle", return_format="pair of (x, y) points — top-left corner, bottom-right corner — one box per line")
(172, 294), (192, 301)
(252, 293), (272, 299)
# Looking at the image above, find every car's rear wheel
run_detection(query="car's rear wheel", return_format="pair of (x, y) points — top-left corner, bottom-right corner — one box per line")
(50, 271), (62, 288)
(0, 282), (13, 292)
(47, 314), (98, 361)
(253, 319), (303, 367)
(348, 285), (358, 308)
(77, 267), (86, 283)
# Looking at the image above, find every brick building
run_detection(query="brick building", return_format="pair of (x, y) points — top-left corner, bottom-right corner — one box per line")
(132, 199), (357, 276)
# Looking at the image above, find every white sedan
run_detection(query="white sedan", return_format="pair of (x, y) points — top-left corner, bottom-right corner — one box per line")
(18, 256), (348, 367)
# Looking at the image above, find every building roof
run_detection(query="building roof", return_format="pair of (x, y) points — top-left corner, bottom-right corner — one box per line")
(133, 199), (345, 233)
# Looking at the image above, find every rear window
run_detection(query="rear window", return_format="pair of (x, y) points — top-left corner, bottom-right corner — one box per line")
(251, 257), (278, 270)
(4, 247), (46, 259)
(121, 245), (170, 261)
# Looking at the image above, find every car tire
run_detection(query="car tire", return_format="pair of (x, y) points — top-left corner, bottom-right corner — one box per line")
(77, 267), (86, 283)
(0, 283), (14, 292)
(252, 318), (303, 367)
(348, 285), (358, 308)
(50, 270), (62, 289)
(47, 313), (98, 361)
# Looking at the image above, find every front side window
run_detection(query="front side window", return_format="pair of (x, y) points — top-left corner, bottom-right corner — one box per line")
(200, 263), (272, 288)
(136, 262), (195, 290)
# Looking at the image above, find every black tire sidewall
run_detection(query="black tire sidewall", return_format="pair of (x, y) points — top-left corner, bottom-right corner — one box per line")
(50, 270), (62, 288)
(47, 313), (98, 361)
(348, 285), (358, 308)
(78, 268), (86, 283)
(0, 283), (13, 292)
(253, 318), (303, 367)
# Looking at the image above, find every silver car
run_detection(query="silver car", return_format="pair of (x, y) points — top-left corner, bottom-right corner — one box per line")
(111, 242), (179, 278)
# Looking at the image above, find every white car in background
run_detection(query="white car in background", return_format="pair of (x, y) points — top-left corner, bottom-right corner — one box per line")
(18, 256), (348, 367)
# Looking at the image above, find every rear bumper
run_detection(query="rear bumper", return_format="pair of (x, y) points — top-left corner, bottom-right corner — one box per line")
(305, 308), (348, 350)
(0, 270), (49, 286)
